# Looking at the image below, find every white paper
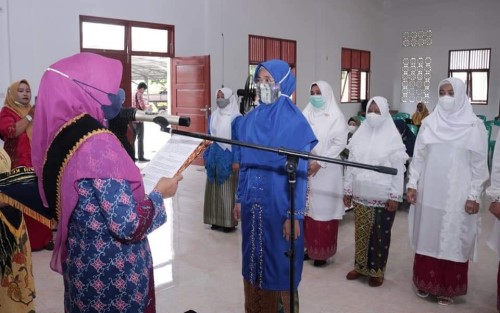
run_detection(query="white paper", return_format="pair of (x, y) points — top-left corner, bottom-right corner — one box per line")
(142, 134), (203, 193)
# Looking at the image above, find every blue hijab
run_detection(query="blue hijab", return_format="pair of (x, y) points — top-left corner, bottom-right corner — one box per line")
(238, 59), (317, 165)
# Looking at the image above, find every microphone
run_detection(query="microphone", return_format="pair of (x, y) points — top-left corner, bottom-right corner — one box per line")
(118, 108), (191, 127)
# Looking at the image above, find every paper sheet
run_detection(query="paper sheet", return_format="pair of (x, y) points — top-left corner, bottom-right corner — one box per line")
(142, 134), (204, 193)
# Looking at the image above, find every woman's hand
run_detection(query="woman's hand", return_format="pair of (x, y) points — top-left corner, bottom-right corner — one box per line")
(343, 195), (352, 208)
(283, 219), (300, 241)
(233, 203), (241, 220)
(406, 188), (417, 204)
(489, 202), (500, 220)
(465, 200), (479, 215)
(154, 175), (183, 199)
(307, 161), (321, 177)
(385, 199), (399, 212)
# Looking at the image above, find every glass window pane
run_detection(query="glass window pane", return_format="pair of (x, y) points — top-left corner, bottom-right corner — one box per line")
(360, 72), (367, 100)
(472, 71), (488, 102)
(450, 71), (467, 84)
(82, 22), (125, 50)
(132, 27), (169, 53)
(341, 71), (349, 102)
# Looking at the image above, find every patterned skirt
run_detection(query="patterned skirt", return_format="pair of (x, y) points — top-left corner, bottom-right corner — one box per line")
(0, 206), (36, 313)
(304, 217), (338, 260)
(203, 174), (238, 228)
(352, 202), (396, 277)
(243, 279), (299, 313)
(413, 253), (468, 297)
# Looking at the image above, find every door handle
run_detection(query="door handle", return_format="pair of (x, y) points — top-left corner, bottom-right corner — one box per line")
(200, 105), (211, 118)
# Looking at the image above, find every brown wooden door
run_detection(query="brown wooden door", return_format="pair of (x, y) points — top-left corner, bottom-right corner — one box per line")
(171, 55), (211, 165)
(97, 52), (132, 108)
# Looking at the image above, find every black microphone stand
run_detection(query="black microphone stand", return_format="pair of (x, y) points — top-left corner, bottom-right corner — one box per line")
(153, 118), (397, 312)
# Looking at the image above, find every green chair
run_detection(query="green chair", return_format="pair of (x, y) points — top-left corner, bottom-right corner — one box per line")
(477, 115), (487, 122)
(407, 124), (418, 137)
(392, 112), (410, 120)
(485, 120), (500, 168)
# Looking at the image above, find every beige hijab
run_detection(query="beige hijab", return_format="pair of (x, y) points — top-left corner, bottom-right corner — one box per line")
(0, 148), (11, 173)
(4, 80), (33, 140)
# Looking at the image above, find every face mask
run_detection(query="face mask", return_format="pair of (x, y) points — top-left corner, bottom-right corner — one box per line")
(438, 95), (455, 111)
(366, 112), (384, 128)
(102, 88), (125, 119)
(216, 98), (230, 109)
(255, 66), (291, 105)
(348, 125), (357, 133)
(257, 82), (280, 105)
(310, 95), (325, 108)
(46, 67), (124, 119)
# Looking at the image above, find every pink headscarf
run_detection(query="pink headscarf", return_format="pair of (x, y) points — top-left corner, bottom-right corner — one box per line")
(31, 52), (145, 274)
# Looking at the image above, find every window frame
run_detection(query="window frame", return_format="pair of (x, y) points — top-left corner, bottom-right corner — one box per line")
(248, 34), (297, 102)
(340, 48), (370, 103)
(80, 15), (175, 58)
(448, 48), (491, 105)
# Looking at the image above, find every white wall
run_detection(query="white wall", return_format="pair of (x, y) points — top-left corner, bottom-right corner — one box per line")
(381, 0), (500, 118)
(4, 1), (500, 118)
(2, 0), (385, 119)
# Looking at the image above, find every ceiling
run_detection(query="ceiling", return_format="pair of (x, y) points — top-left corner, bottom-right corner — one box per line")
(131, 56), (169, 81)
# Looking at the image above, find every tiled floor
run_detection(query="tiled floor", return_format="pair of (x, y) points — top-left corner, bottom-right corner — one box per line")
(31, 124), (499, 313)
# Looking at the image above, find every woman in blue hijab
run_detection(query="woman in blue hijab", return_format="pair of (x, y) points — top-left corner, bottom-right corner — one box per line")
(234, 59), (317, 312)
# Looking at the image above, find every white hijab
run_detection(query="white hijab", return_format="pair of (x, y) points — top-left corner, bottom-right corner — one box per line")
(302, 81), (347, 155)
(348, 96), (407, 164)
(419, 77), (486, 155)
(210, 87), (241, 151)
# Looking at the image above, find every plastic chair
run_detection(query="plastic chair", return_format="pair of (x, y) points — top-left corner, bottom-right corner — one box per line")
(392, 112), (410, 120)
(477, 115), (487, 122)
(407, 124), (418, 137)
(485, 120), (500, 168)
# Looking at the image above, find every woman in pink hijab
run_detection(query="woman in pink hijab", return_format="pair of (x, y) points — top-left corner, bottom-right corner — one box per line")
(31, 52), (182, 313)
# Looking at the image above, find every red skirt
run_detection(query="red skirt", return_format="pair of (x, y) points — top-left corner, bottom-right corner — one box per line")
(304, 217), (338, 261)
(497, 261), (499, 312)
(24, 214), (52, 251)
(413, 253), (468, 297)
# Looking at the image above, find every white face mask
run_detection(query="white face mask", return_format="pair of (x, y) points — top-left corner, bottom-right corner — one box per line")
(348, 125), (357, 133)
(438, 95), (455, 111)
(366, 113), (384, 128)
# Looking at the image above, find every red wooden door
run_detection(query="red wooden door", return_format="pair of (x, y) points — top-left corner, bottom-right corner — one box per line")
(171, 55), (211, 165)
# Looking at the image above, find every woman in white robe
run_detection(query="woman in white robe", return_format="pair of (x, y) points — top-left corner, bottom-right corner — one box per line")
(343, 96), (408, 287)
(486, 129), (500, 312)
(406, 77), (489, 305)
(302, 81), (347, 267)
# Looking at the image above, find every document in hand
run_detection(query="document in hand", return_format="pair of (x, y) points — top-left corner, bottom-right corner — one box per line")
(141, 134), (208, 193)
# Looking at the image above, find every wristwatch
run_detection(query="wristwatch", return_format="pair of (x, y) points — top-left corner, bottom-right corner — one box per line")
(25, 114), (33, 122)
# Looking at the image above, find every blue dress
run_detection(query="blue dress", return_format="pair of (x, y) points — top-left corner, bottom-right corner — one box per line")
(64, 178), (165, 313)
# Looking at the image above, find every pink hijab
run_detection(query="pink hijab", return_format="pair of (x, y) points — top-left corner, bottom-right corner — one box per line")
(31, 52), (145, 274)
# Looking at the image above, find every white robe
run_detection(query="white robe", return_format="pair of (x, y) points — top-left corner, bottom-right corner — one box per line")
(486, 130), (500, 259)
(307, 125), (347, 221)
(407, 127), (489, 262)
(303, 81), (347, 221)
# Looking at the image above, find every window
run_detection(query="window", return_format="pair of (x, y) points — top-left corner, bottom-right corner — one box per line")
(341, 48), (370, 103)
(248, 35), (297, 101)
(80, 16), (175, 57)
(448, 49), (490, 105)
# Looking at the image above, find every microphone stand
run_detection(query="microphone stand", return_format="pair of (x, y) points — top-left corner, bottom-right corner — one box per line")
(154, 119), (397, 311)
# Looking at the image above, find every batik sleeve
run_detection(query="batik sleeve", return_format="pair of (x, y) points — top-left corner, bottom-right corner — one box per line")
(92, 178), (166, 242)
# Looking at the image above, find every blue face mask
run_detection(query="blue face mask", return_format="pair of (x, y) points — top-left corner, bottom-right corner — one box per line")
(102, 88), (125, 119)
(46, 68), (125, 119)
(310, 95), (325, 108)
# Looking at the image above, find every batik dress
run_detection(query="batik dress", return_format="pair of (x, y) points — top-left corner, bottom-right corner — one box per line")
(64, 178), (165, 313)
(203, 117), (241, 229)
